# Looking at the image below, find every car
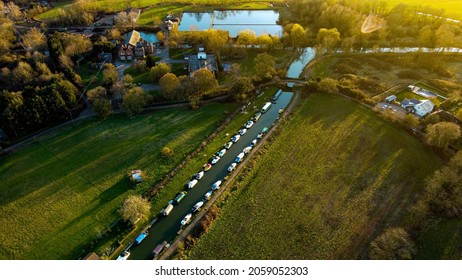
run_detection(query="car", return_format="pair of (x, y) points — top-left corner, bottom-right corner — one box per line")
(195, 171), (205, 180)
(261, 127), (269, 133)
(203, 163), (212, 172)
(227, 162), (237, 172)
(238, 128), (247, 135)
(245, 120), (254, 129)
(116, 250), (130, 260)
(173, 191), (187, 205)
(217, 149), (227, 157)
(187, 179), (198, 189)
(210, 155), (221, 165)
(235, 152), (245, 163)
(224, 141), (233, 149)
(253, 112), (262, 122)
(251, 139), (258, 146)
(231, 134), (241, 143)
(134, 231), (149, 245)
(181, 213), (192, 226)
(191, 201), (204, 213)
(211, 180), (222, 191)
(203, 190), (213, 200)
(257, 132), (263, 139)
(243, 145), (252, 154)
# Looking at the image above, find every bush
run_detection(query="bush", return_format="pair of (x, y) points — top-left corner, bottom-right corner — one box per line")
(161, 146), (174, 157)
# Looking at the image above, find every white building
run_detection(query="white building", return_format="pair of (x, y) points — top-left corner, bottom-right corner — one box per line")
(401, 98), (435, 117)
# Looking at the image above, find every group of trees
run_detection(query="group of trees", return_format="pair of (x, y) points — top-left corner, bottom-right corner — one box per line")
(282, 0), (462, 51)
(0, 78), (78, 136)
(157, 66), (218, 108)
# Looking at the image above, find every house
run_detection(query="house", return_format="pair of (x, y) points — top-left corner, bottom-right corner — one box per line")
(118, 31), (154, 60)
(401, 98), (434, 117)
(117, 44), (134, 61)
(187, 45), (218, 76)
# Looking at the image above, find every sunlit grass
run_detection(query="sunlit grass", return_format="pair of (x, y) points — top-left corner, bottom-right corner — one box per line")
(0, 103), (237, 259)
(187, 93), (440, 259)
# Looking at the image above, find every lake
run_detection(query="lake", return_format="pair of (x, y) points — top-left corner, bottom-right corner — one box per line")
(178, 10), (282, 37)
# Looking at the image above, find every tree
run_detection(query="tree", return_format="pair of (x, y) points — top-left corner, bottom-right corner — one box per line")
(317, 78), (338, 94)
(425, 122), (461, 150)
(257, 34), (273, 50)
(156, 31), (165, 42)
(150, 63), (171, 82)
(21, 28), (46, 52)
(369, 228), (415, 260)
(92, 98), (112, 119)
(283, 23), (309, 50)
(254, 53), (276, 81)
(402, 114), (420, 128)
(177, 75), (195, 99)
(122, 87), (146, 116)
(231, 77), (254, 101)
(159, 73), (180, 100)
(102, 63), (119, 88)
(0, 17), (15, 52)
(161, 146), (174, 157)
(456, 108), (462, 121)
(423, 151), (462, 218)
(191, 68), (218, 96)
(123, 74), (134, 88)
(6, 2), (21, 19)
(86, 86), (107, 102)
(12, 62), (35, 87)
(119, 195), (151, 225)
(237, 30), (257, 47)
(316, 28), (341, 52)
(204, 29), (228, 55)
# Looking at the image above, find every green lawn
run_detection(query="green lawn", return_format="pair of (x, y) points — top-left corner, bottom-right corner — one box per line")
(77, 62), (103, 90)
(0, 102), (237, 259)
(124, 67), (152, 84)
(187, 93), (441, 259)
(138, 4), (186, 26)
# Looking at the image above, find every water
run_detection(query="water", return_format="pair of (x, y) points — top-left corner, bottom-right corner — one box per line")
(286, 48), (315, 79)
(128, 91), (294, 260)
(138, 31), (159, 43)
(178, 10), (282, 37)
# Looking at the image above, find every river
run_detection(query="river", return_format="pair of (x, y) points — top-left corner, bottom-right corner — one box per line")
(128, 92), (294, 260)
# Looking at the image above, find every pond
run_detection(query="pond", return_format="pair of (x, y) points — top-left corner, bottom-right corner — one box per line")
(178, 10), (282, 37)
(138, 31), (159, 43)
(286, 48), (315, 79)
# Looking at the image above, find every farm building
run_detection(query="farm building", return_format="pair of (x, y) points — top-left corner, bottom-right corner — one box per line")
(401, 98), (435, 117)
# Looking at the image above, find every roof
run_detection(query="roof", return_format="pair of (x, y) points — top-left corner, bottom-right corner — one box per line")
(417, 100), (435, 112)
(83, 252), (101, 260)
(125, 30), (141, 47)
(188, 53), (217, 73)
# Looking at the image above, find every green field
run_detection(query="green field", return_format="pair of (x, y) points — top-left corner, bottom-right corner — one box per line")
(37, 0), (279, 21)
(187, 93), (441, 259)
(0, 103), (237, 259)
(387, 0), (462, 19)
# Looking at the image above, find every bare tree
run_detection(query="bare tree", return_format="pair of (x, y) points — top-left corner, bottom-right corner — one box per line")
(119, 195), (151, 225)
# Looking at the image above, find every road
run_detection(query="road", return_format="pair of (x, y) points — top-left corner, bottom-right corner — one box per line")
(128, 91), (294, 260)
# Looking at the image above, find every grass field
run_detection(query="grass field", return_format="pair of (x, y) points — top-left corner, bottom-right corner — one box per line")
(37, 0), (279, 21)
(386, 0), (462, 19)
(187, 93), (441, 259)
(0, 103), (237, 259)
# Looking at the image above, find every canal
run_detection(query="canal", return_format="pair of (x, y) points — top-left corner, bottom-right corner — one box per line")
(128, 91), (294, 260)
